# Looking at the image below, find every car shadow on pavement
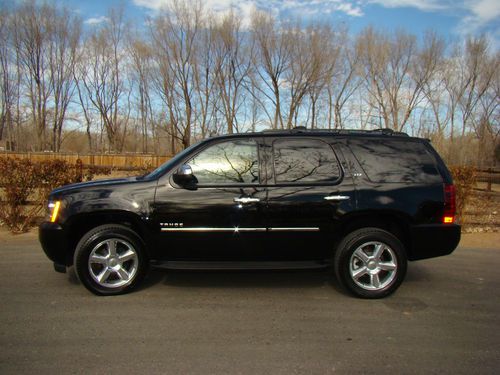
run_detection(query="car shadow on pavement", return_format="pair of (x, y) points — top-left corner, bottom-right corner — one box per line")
(405, 263), (432, 282)
(66, 263), (429, 297)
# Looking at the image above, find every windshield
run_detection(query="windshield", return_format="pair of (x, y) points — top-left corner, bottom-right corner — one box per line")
(143, 141), (203, 180)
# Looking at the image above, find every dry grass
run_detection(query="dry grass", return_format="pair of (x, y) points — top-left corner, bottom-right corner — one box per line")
(462, 182), (500, 233)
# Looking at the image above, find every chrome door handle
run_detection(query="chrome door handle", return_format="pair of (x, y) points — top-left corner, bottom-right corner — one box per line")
(324, 195), (350, 201)
(234, 197), (260, 204)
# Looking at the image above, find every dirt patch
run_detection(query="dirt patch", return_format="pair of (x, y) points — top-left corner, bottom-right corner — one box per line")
(462, 186), (499, 233)
(459, 232), (500, 249)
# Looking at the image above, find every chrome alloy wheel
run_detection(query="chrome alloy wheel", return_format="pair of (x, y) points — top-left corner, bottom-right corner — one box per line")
(88, 238), (139, 288)
(349, 241), (397, 291)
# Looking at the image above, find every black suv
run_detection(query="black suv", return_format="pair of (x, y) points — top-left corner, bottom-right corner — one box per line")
(39, 128), (460, 298)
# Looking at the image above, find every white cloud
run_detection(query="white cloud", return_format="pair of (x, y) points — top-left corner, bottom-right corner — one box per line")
(84, 16), (109, 25)
(367, 0), (445, 11)
(468, 0), (500, 24)
(368, 1), (499, 45)
(132, 0), (168, 11)
(132, 0), (498, 44)
(132, 0), (364, 18)
(336, 2), (364, 17)
(368, 1), (500, 26)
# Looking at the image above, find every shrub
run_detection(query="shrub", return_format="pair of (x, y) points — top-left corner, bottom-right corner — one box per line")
(0, 158), (108, 233)
(449, 166), (477, 225)
(0, 159), (40, 232)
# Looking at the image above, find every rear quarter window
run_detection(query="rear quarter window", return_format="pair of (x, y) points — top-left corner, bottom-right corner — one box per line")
(348, 139), (442, 184)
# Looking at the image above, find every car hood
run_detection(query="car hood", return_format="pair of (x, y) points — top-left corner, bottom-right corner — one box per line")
(51, 177), (139, 196)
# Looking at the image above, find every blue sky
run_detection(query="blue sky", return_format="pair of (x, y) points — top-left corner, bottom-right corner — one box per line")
(57, 0), (500, 49)
(4, 0), (497, 48)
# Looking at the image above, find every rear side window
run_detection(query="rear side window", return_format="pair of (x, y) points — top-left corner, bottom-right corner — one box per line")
(273, 139), (341, 184)
(348, 139), (441, 183)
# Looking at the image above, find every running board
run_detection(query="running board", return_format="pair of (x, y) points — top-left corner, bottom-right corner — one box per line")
(151, 261), (329, 271)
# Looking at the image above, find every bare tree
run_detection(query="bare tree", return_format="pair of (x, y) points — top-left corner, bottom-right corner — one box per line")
(322, 27), (360, 129)
(150, 0), (203, 150)
(78, 6), (129, 152)
(74, 66), (94, 152)
(193, 15), (218, 138)
(212, 11), (253, 134)
(251, 11), (292, 129)
(470, 50), (500, 165)
(47, 7), (81, 151)
(1, 0), (499, 165)
(0, 8), (17, 146)
(13, 0), (54, 150)
(458, 36), (497, 137)
(421, 34), (449, 144)
(128, 31), (155, 153)
(357, 27), (439, 132)
(283, 22), (336, 129)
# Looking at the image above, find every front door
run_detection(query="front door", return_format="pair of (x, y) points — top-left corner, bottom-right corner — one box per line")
(152, 137), (267, 261)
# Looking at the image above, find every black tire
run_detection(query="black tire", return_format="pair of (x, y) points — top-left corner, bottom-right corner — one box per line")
(334, 228), (407, 299)
(74, 224), (148, 296)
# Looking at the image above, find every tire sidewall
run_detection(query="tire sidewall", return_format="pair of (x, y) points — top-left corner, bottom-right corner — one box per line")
(335, 229), (407, 299)
(74, 225), (148, 296)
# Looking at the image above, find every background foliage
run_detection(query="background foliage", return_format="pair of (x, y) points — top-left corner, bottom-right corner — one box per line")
(0, 158), (109, 232)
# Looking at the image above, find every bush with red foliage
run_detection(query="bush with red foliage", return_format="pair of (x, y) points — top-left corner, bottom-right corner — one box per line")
(0, 158), (110, 233)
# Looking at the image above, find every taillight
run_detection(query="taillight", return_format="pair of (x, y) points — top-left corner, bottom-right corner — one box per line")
(443, 184), (456, 224)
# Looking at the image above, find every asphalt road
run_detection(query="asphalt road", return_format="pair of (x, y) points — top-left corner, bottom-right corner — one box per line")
(1, 232), (499, 374)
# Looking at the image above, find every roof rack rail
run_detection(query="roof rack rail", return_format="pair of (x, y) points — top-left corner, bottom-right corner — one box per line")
(261, 127), (409, 137)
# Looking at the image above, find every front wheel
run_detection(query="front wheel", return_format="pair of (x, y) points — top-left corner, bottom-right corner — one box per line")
(74, 224), (148, 295)
(334, 228), (407, 299)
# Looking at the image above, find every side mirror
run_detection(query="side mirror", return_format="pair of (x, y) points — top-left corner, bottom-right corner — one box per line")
(173, 164), (197, 187)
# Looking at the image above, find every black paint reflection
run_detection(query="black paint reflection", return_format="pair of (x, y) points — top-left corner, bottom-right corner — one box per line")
(273, 139), (341, 183)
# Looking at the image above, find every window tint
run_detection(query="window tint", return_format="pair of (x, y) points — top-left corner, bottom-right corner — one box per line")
(188, 139), (259, 185)
(348, 139), (441, 183)
(273, 139), (341, 184)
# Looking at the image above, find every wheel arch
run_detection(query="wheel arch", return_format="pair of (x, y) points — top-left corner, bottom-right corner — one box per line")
(64, 210), (153, 266)
(337, 211), (413, 258)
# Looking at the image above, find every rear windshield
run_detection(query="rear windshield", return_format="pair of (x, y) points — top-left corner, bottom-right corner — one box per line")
(348, 139), (442, 183)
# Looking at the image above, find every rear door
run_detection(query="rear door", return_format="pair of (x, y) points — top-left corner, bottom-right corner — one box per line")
(263, 136), (356, 261)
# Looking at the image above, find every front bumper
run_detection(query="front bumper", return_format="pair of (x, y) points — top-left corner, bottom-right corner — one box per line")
(409, 223), (461, 261)
(39, 221), (70, 270)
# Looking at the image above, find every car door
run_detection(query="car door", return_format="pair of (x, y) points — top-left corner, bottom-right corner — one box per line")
(263, 136), (356, 261)
(152, 137), (268, 261)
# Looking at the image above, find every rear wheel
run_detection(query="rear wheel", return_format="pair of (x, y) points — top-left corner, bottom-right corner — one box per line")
(74, 224), (148, 295)
(334, 228), (407, 299)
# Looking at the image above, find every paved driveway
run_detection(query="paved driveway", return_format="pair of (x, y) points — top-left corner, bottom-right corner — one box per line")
(1, 232), (499, 374)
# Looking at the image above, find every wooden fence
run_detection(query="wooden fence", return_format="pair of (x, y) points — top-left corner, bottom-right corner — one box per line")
(0, 152), (172, 170)
(475, 167), (500, 192)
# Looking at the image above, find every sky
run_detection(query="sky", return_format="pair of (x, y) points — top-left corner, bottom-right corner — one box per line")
(55, 0), (500, 49)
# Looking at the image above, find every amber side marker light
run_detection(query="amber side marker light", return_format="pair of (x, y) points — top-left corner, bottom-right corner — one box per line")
(49, 201), (61, 223)
(443, 184), (456, 224)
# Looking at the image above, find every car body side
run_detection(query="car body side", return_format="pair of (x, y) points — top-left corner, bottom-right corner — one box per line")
(39, 133), (461, 272)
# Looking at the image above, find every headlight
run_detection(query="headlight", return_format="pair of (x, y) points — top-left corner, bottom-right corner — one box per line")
(48, 201), (62, 223)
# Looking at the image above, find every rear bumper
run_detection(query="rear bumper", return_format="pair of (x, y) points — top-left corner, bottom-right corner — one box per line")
(39, 221), (70, 268)
(409, 223), (461, 261)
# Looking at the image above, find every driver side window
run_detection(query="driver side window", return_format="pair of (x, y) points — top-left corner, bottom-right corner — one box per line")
(188, 139), (259, 185)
